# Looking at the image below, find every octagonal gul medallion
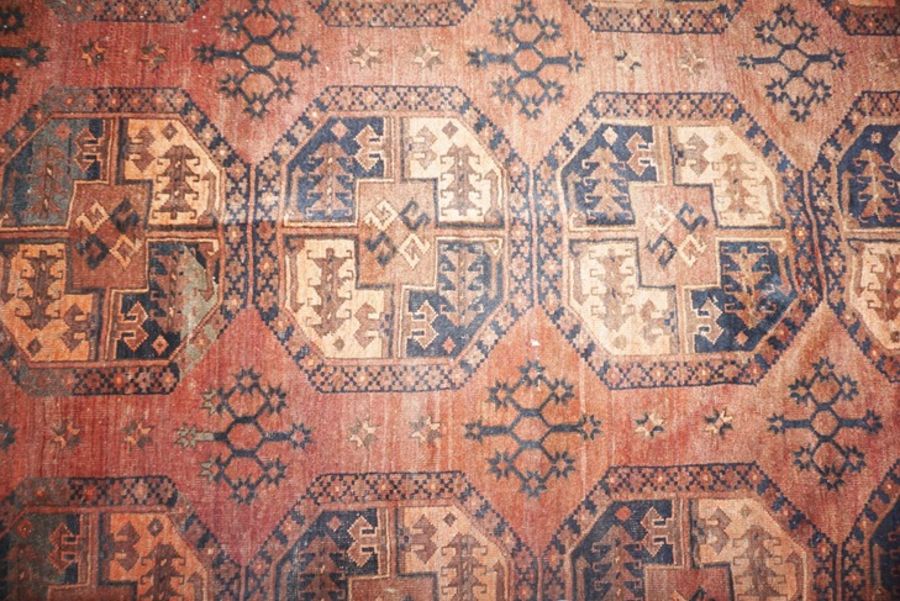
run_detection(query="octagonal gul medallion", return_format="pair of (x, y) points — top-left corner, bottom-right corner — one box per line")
(0, 89), (250, 395)
(535, 93), (821, 388)
(810, 92), (900, 382)
(542, 464), (836, 601)
(0, 476), (241, 600)
(254, 87), (532, 392)
(244, 472), (537, 601)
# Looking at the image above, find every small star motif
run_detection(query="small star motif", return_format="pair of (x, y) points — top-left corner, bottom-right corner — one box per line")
(349, 418), (377, 448)
(80, 39), (106, 67)
(614, 49), (642, 73)
(704, 408), (734, 438)
(0, 421), (15, 451)
(50, 419), (81, 450)
(873, 49), (899, 73)
(410, 415), (442, 445)
(349, 44), (382, 69)
(122, 419), (154, 448)
(634, 412), (665, 438)
(678, 48), (708, 76)
(139, 42), (168, 71)
(413, 43), (442, 70)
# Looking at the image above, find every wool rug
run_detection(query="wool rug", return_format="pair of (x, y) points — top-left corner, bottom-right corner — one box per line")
(0, 0), (898, 599)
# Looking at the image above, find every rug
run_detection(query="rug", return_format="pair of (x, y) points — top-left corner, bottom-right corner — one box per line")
(0, 0), (898, 599)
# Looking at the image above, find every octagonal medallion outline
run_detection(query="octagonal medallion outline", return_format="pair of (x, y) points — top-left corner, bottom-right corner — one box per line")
(534, 92), (821, 389)
(253, 86), (533, 393)
(541, 463), (837, 601)
(243, 470), (538, 601)
(809, 91), (900, 382)
(0, 475), (242, 600)
(0, 87), (250, 395)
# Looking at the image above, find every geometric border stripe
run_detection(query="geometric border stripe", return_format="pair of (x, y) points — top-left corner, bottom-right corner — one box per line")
(816, 0), (900, 35)
(307, 0), (478, 27)
(841, 460), (900, 601)
(565, 0), (745, 34)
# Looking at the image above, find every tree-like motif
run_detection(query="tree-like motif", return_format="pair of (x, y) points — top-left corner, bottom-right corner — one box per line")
(769, 358), (883, 490)
(194, 0), (319, 118)
(738, 4), (845, 122)
(468, 1), (583, 119)
(175, 368), (313, 503)
(465, 361), (601, 498)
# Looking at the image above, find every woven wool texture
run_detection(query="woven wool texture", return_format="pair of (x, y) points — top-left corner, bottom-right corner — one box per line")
(0, 0), (898, 599)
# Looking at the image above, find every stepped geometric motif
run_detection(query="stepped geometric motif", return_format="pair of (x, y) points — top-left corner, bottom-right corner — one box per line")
(0, 5), (897, 601)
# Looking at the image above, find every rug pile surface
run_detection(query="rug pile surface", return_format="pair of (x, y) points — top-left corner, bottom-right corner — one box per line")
(0, 0), (898, 599)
